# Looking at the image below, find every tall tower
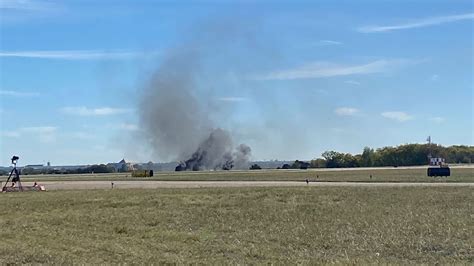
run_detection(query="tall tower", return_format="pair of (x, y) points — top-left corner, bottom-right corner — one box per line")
(426, 136), (432, 162)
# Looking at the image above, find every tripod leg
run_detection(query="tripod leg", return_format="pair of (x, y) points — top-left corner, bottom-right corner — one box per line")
(2, 168), (14, 191)
(14, 168), (22, 192)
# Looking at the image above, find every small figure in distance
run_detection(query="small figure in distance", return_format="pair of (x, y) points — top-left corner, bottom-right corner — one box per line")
(305, 179), (309, 184)
(111, 182), (114, 189)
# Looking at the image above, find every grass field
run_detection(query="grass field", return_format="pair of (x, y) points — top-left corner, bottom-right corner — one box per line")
(18, 166), (474, 182)
(0, 186), (472, 263)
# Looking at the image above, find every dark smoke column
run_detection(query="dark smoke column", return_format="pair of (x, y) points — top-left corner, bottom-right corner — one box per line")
(175, 129), (251, 171)
(139, 50), (212, 162)
(138, 46), (251, 170)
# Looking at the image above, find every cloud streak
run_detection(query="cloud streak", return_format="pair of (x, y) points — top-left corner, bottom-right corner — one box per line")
(254, 59), (416, 80)
(107, 123), (140, 131)
(61, 107), (133, 116)
(217, 97), (249, 102)
(0, 50), (150, 60)
(1, 131), (20, 138)
(430, 117), (445, 124)
(20, 126), (58, 143)
(0, 90), (39, 97)
(0, 0), (57, 11)
(315, 40), (343, 46)
(358, 13), (474, 33)
(335, 107), (360, 116)
(344, 80), (361, 85)
(381, 111), (414, 122)
(69, 132), (96, 140)
(21, 126), (57, 133)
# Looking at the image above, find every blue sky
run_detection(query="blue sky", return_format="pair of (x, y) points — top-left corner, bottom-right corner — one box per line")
(0, 0), (473, 166)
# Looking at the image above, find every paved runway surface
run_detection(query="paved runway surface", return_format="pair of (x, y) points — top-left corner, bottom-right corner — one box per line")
(19, 181), (474, 190)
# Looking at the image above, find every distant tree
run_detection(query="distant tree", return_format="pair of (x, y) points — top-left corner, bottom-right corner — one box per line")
(249, 164), (262, 170)
(341, 154), (358, 167)
(88, 164), (115, 173)
(445, 145), (474, 164)
(322, 151), (345, 168)
(311, 143), (472, 169)
(146, 161), (154, 170)
(291, 160), (310, 169)
(310, 158), (326, 168)
(361, 147), (375, 167)
(21, 167), (36, 175)
(281, 164), (291, 169)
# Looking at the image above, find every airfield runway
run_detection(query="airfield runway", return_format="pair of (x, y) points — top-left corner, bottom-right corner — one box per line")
(21, 181), (474, 190)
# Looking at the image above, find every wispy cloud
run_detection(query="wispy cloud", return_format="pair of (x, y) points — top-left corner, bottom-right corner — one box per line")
(330, 127), (345, 133)
(1, 131), (20, 138)
(381, 111), (414, 122)
(104, 123), (139, 131)
(0, 0), (57, 11)
(344, 80), (361, 85)
(21, 126), (57, 133)
(61, 107), (133, 116)
(20, 126), (58, 142)
(69, 132), (96, 140)
(1, 0), (64, 24)
(217, 97), (249, 102)
(335, 107), (360, 116)
(358, 13), (474, 33)
(254, 59), (417, 80)
(315, 40), (343, 46)
(0, 90), (39, 97)
(316, 89), (328, 95)
(0, 50), (149, 60)
(2, 126), (57, 140)
(117, 123), (139, 131)
(430, 74), (439, 81)
(430, 117), (446, 124)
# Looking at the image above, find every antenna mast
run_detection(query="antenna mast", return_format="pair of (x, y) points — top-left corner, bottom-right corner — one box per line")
(427, 136), (432, 164)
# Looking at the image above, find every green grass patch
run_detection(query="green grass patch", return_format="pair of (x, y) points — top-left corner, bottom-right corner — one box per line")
(0, 187), (472, 263)
(19, 167), (474, 182)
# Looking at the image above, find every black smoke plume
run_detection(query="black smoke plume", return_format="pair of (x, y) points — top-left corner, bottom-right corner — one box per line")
(139, 23), (253, 171)
(175, 128), (251, 171)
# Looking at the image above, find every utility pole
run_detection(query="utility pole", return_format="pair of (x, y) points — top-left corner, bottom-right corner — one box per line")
(427, 136), (432, 165)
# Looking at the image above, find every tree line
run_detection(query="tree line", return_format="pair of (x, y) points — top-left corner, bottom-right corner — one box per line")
(309, 144), (473, 168)
(1, 143), (471, 175)
(18, 164), (118, 175)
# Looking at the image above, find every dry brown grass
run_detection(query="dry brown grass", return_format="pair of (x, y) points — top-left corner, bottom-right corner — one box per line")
(0, 186), (472, 263)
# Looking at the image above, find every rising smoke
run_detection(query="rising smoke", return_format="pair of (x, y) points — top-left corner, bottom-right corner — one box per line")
(138, 23), (253, 170)
(175, 128), (251, 171)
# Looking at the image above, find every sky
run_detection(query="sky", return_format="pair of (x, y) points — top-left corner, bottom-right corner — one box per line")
(0, 0), (473, 166)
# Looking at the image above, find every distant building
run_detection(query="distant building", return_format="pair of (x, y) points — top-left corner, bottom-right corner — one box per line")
(47, 162), (51, 167)
(107, 159), (134, 172)
(24, 164), (44, 170)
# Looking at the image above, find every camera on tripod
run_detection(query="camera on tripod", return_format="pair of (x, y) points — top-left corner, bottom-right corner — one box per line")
(11, 156), (19, 165)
